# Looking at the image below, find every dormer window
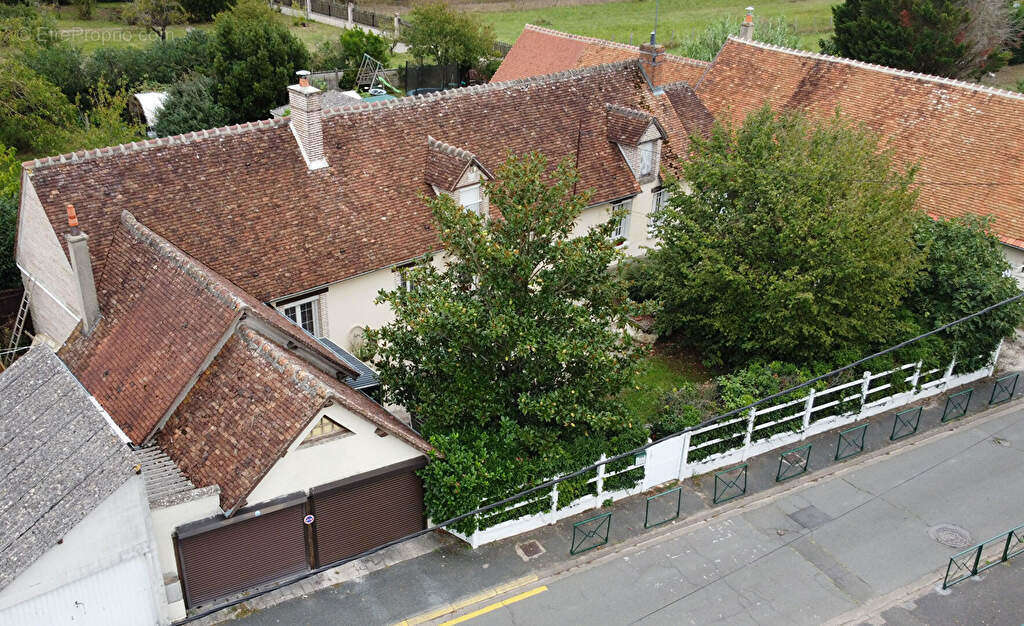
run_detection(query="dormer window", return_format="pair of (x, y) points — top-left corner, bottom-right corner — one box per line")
(639, 141), (657, 177)
(278, 294), (321, 337)
(459, 184), (483, 216)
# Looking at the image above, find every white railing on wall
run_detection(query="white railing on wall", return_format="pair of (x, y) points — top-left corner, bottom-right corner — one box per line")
(449, 355), (996, 548)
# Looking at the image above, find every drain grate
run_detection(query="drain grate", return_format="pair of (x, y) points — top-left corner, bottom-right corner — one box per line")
(928, 524), (972, 548)
(515, 540), (546, 560)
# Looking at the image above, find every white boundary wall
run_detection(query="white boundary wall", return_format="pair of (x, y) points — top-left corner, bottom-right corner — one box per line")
(451, 354), (996, 548)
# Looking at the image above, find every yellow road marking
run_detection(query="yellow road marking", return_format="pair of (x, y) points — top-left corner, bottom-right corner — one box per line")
(394, 575), (540, 625)
(439, 586), (548, 625)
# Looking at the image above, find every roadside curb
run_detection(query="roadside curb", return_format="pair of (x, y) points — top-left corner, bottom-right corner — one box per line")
(403, 397), (1023, 624)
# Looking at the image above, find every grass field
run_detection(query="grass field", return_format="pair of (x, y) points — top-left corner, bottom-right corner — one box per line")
(476, 0), (837, 53)
(621, 347), (710, 426)
(47, 2), (342, 53)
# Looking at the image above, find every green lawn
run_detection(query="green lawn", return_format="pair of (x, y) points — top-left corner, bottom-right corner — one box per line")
(47, 2), (343, 54)
(621, 349), (710, 427)
(478, 0), (836, 54)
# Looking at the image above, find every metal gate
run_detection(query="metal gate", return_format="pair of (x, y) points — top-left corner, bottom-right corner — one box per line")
(175, 495), (310, 608)
(310, 458), (426, 565)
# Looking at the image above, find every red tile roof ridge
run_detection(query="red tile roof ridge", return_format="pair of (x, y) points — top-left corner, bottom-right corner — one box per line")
(605, 102), (655, 120)
(427, 134), (477, 162)
(117, 210), (358, 377)
(321, 57), (643, 119)
(25, 117), (290, 172)
(118, 210), (248, 313)
(719, 35), (1024, 103)
(521, 23), (710, 68)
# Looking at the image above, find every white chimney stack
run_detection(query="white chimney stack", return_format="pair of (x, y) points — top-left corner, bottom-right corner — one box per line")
(740, 7), (755, 41)
(288, 70), (328, 170)
(65, 204), (100, 334)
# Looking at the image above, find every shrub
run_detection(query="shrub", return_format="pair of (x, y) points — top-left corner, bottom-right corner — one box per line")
(676, 16), (799, 61)
(153, 74), (228, 136)
(650, 381), (718, 440)
(179, 0), (234, 22)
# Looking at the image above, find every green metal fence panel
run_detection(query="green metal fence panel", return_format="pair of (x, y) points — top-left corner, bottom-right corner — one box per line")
(644, 487), (682, 529)
(989, 373), (1019, 406)
(776, 443), (811, 482)
(713, 464), (748, 504)
(941, 388), (973, 422)
(571, 512), (611, 555)
(890, 406), (922, 441)
(943, 545), (981, 589)
(942, 522), (1024, 589)
(1003, 524), (1024, 560)
(835, 423), (867, 461)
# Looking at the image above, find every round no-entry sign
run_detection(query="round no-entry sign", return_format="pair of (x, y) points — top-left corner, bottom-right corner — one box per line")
(303, 514), (315, 525)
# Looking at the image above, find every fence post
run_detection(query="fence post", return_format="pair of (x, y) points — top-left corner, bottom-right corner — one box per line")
(305, 0), (311, 18)
(860, 371), (871, 407)
(989, 339), (1003, 375)
(944, 357), (956, 386)
(910, 360), (922, 394)
(393, 12), (400, 37)
(548, 482), (559, 524)
(347, 1), (353, 26)
(742, 407), (755, 459)
(678, 432), (691, 480)
(595, 454), (606, 497)
(800, 387), (815, 438)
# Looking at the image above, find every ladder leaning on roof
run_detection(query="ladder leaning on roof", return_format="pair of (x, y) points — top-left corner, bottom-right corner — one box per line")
(2, 280), (33, 366)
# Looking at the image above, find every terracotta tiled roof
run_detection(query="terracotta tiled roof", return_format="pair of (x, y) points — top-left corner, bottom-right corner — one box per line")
(695, 37), (1024, 247)
(59, 211), (360, 444)
(663, 82), (716, 139)
(491, 24), (709, 85)
(424, 136), (492, 192)
(605, 104), (665, 145)
(157, 326), (431, 514)
(27, 61), (699, 301)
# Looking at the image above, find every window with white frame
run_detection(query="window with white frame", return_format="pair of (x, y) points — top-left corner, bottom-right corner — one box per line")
(278, 295), (321, 337)
(396, 262), (416, 291)
(638, 141), (657, 177)
(459, 184), (482, 216)
(649, 188), (670, 237)
(611, 198), (632, 244)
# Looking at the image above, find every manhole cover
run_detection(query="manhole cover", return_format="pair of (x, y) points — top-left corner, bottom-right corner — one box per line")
(515, 540), (546, 560)
(928, 524), (972, 548)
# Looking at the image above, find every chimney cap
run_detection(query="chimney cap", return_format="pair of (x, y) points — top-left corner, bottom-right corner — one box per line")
(296, 70), (311, 78)
(649, 31), (655, 45)
(67, 203), (81, 234)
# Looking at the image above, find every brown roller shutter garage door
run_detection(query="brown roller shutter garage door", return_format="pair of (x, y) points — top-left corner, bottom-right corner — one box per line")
(175, 495), (310, 608)
(311, 457), (427, 566)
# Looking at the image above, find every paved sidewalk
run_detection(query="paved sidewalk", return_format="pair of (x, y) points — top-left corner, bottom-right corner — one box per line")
(231, 377), (1024, 625)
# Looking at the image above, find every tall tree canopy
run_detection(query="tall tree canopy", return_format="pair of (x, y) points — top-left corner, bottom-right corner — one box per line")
(650, 105), (924, 367)
(367, 153), (647, 533)
(211, 0), (309, 123)
(822, 0), (1012, 79)
(153, 74), (228, 137)
(402, 1), (495, 67)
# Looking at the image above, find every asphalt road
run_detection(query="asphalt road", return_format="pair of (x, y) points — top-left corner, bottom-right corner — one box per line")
(436, 407), (1024, 626)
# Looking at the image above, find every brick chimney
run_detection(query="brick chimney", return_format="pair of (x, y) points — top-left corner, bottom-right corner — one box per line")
(739, 7), (754, 41)
(288, 70), (328, 170)
(65, 204), (100, 334)
(639, 31), (667, 89)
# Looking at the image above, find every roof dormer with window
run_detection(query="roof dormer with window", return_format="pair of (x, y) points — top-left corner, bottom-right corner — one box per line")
(605, 104), (667, 184)
(424, 135), (494, 218)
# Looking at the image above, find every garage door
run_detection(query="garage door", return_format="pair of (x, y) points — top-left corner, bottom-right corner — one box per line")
(310, 457), (426, 566)
(175, 496), (309, 608)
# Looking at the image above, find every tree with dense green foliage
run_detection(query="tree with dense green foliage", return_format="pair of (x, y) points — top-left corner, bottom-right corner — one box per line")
(124, 0), (186, 41)
(211, 0), (309, 123)
(178, 0), (233, 22)
(366, 152), (648, 534)
(676, 15), (799, 61)
(908, 215), (1024, 372)
(0, 57), (79, 155)
(153, 74), (228, 136)
(402, 0), (495, 67)
(822, 0), (1011, 79)
(650, 105), (923, 367)
(0, 145), (20, 290)
(313, 28), (390, 89)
